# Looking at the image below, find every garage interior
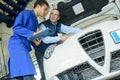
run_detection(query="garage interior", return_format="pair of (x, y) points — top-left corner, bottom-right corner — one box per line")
(0, 0), (120, 80)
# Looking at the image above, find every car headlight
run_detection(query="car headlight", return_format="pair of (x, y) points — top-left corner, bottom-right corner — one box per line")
(44, 44), (57, 59)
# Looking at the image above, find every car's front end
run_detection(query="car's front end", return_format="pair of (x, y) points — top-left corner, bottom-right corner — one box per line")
(44, 19), (120, 80)
(43, 0), (120, 80)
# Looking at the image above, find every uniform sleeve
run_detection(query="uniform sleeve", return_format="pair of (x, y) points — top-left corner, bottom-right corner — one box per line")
(13, 11), (34, 38)
(42, 36), (61, 44)
(40, 24), (61, 44)
(60, 24), (81, 34)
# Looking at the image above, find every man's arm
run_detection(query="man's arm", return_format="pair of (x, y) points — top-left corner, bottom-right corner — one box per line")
(42, 36), (61, 44)
(42, 35), (69, 44)
(40, 24), (61, 44)
(13, 11), (34, 38)
(60, 24), (81, 34)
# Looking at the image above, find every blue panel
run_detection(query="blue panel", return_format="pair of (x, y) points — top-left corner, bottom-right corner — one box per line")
(111, 31), (120, 43)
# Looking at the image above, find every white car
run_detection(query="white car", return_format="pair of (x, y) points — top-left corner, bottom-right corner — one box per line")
(44, 18), (120, 80)
(42, 0), (120, 80)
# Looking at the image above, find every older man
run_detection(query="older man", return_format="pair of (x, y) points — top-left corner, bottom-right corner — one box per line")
(34, 9), (81, 80)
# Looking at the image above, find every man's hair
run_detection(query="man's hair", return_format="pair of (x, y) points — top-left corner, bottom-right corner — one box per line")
(34, 0), (49, 8)
(52, 8), (61, 17)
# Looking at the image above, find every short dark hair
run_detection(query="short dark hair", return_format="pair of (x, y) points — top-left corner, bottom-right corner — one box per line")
(52, 8), (61, 17)
(34, 0), (49, 8)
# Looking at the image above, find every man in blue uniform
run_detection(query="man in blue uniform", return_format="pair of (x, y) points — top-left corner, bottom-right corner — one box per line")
(8, 0), (49, 80)
(34, 9), (81, 80)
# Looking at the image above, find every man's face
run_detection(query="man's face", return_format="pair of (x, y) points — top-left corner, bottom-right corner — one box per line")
(37, 4), (49, 17)
(50, 10), (60, 23)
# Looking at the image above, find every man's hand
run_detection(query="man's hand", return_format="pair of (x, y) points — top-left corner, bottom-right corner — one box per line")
(33, 30), (42, 36)
(33, 39), (41, 46)
(32, 30), (42, 45)
(60, 35), (69, 42)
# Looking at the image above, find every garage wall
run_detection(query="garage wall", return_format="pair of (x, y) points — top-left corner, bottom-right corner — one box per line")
(0, 23), (11, 77)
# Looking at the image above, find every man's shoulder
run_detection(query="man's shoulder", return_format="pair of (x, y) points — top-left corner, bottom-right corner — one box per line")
(21, 9), (32, 13)
(41, 19), (50, 24)
(18, 10), (31, 16)
(40, 19), (50, 26)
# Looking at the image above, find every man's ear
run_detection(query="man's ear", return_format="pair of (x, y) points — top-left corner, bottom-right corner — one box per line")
(37, 4), (42, 8)
(58, 16), (60, 20)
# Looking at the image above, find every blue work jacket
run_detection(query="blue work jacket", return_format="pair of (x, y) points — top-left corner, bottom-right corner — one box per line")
(8, 10), (38, 78)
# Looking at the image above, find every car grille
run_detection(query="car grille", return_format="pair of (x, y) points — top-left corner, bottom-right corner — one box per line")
(55, 30), (120, 80)
(110, 50), (120, 72)
(78, 30), (105, 66)
(57, 62), (102, 80)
